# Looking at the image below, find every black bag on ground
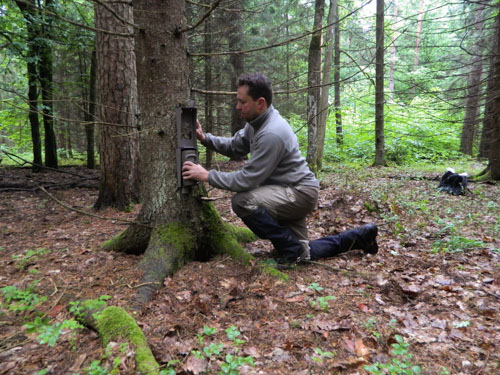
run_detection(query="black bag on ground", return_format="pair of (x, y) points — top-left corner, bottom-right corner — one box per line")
(438, 168), (467, 195)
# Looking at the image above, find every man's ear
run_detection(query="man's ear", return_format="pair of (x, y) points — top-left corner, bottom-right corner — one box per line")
(257, 97), (267, 109)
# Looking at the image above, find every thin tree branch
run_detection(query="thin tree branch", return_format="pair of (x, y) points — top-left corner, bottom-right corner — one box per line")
(190, 0), (373, 57)
(15, 0), (132, 37)
(181, 0), (223, 33)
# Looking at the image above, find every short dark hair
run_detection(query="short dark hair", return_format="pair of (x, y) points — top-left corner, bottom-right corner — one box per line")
(237, 73), (273, 106)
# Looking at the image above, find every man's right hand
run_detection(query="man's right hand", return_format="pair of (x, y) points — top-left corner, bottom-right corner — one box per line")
(196, 120), (206, 142)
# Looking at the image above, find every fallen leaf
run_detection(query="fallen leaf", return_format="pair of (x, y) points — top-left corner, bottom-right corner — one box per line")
(182, 354), (208, 375)
(357, 303), (371, 312)
(47, 304), (64, 318)
(355, 338), (371, 357)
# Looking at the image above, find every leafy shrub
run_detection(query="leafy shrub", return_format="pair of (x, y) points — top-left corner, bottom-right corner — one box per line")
(1, 280), (47, 312)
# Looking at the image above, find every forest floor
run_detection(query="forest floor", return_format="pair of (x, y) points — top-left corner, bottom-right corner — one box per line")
(0, 162), (499, 375)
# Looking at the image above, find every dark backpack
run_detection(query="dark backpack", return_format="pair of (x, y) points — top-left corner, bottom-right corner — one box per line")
(438, 169), (467, 195)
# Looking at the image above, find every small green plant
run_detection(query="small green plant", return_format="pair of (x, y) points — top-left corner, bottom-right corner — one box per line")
(311, 347), (336, 362)
(190, 325), (254, 375)
(363, 316), (382, 338)
(225, 325), (244, 345)
(1, 280), (47, 312)
(204, 342), (224, 357)
(432, 235), (486, 253)
(310, 295), (336, 311)
(197, 325), (217, 345)
(219, 353), (255, 375)
(364, 335), (422, 375)
(85, 360), (110, 375)
(307, 282), (324, 292)
(160, 359), (180, 375)
(25, 316), (83, 347)
(69, 295), (112, 320)
(11, 248), (49, 270)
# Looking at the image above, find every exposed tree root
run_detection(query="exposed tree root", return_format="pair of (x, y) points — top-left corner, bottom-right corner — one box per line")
(75, 305), (160, 375)
(101, 224), (152, 255)
(471, 168), (492, 182)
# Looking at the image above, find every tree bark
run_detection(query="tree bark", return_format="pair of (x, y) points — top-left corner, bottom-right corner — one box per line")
(489, 9), (500, 180)
(204, 7), (214, 169)
(306, 0), (325, 173)
(479, 52), (495, 159)
(105, 0), (269, 307)
(16, 0), (42, 172)
(413, 0), (426, 71)
(333, 0), (342, 145)
(374, 0), (386, 166)
(85, 49), (97, 169)
(38, 0), (58, 169)
(460, 5), (485, 156)
(94, 0), (140, 210)
(227, 3), (246, 138)
(315, 0), (336, 171)
(388, 0), (398, 102)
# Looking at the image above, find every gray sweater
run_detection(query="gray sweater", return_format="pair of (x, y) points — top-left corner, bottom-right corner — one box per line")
(203, 106), (319, 192)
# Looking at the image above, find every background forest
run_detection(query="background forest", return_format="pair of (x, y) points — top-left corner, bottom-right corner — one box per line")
(1, 1), (500, 375)
(1, 0), (499, 175)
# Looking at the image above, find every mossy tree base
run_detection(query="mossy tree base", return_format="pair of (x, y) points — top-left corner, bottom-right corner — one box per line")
(102, 200), (287, 307)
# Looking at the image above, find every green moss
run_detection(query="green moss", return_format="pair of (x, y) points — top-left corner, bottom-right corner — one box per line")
(96, 306), (159, 375)
(201, 201), (224, 231)
(101, 226), (151, 255)
(213, 230), (254, 264)
(101, 231), (124, 251)
(225, 223), (257, 243)
(260, 263), (289, 281)
(156, 222), (196, 252)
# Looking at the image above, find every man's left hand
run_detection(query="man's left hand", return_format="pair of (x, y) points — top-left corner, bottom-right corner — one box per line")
(182, 161), (209, 182)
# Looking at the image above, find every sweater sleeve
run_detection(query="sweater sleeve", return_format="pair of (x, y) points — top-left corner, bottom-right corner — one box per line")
(208, 132), (285, 192)
(203, 127), (250, 159)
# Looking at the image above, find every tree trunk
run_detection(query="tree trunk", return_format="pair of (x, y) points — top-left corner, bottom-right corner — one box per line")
(94, 0), (140, 210)
(85, 49), (97, 169)
(333, 0), (342, 145)
(204, 9), (214, 169)
(413, 0), (426, 71)
(65, 125), (73, 159)
(388, 0), (398, 102)
(227, 3), (246, 138)
(16, 0), (43, 172)
(479, 52), (495, 159)
(374, 0), (386, 166)
(38, 0), (58, 169)
(104, 0), (264, 307)
(460, 5), (485, 156)
(489, 9), (500, 180)
(315, 0), (336, 171)
(306, 0), (325, 173)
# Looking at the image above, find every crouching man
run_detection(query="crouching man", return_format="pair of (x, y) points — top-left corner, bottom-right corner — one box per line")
(182, 73), (378, 264)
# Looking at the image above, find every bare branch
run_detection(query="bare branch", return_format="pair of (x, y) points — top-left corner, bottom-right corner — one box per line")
(181, 0), (223, 33)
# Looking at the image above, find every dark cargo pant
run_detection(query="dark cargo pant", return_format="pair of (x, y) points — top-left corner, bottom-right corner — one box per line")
(231, 184), (319, 250)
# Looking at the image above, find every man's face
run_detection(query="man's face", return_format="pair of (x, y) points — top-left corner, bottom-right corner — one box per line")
(236, 85), (267, 122)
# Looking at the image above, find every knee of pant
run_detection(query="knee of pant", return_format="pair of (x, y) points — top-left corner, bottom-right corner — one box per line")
(231, 192), (253, 218)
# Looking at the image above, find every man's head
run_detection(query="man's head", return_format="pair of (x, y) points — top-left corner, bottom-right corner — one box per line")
(236, 73), (273, 122)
